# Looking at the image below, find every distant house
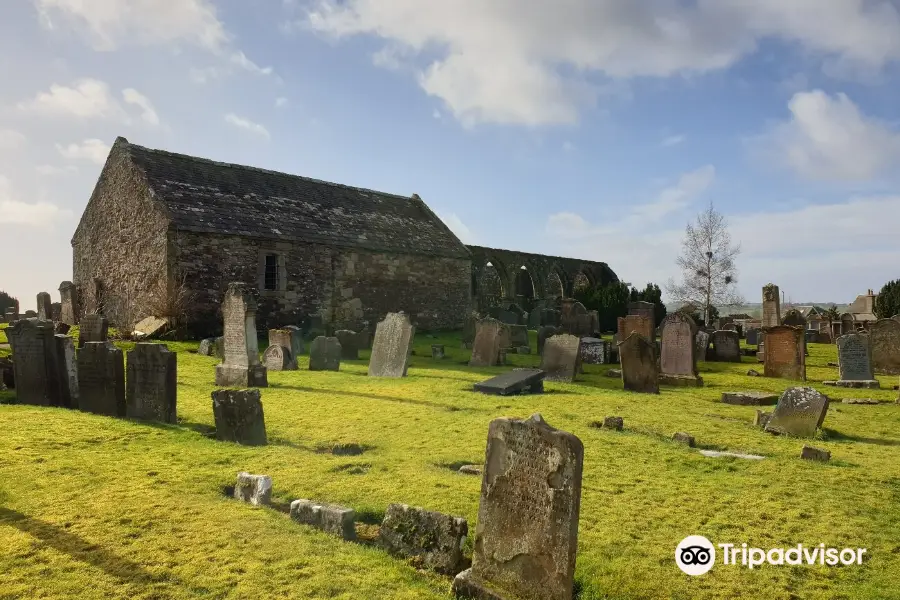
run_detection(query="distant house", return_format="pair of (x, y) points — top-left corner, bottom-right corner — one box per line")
(797, 305), (828, 332)
(847, 290), (878, 327)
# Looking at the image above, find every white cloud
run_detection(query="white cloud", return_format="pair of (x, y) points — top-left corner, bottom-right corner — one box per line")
(633, 165), (715, 220)
(437, 211), (474, 244)
(17, 78), (122, 119)
(306, 0), (900, 126)
(224, 113), (270, 139)
(432, 109), (441, 120)
(122, 88), (160, 125)
(35, 164), (79, 176)
(275, 97), (289, 108)
(230, 51), (274, 76)
(56, 139), (111, 164)
(660, 134), (685, 147)
(0, 129), (27, 150)
(760, 90), (900, 181)
(0, 175), (72, 227)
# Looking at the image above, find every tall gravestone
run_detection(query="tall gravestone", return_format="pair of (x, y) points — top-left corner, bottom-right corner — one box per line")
(77, 341), (125, 416)
(617, 314), (654, 344)
(78, 314), (108, 348)
(765, 387), (829, 438)
(539, 334), (581, 383)
(126, 343), (177, 423)
(267, 329), (298, 370)
(833, 333), (878, 388)
(36, 292), (52, 321)
(763, 325), (805, 380)
(309, 336), (341, 371)
(618, 332), (659, 394)
(6, 319), (61, 406)
(215, 283), (267, 387)
(369, 312), (415, 378)
(55, 334), (79, 408)
(469, 318), (510, 367)
(58, 281), (79, 325)
(695, 330), (710, 361)
(869, 319), (900, 375)
(659, 313), (701, 386)
(212, 389), (267, 445)
(452, 414), (583, 600)
(762, 283), (781, 328)
(711, 330), (741, 362)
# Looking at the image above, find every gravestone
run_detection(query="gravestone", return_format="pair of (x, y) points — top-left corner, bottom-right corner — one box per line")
(267, 329), (298, 369)
(745, 328), (759, 346)
(869, 319), (900, 374)
(55, 334), (79, 408)
(695, 330), (710, 361)
(378, 503), (468, 575)
(763, 325), (805, 380)
(474, 369), (545, 395)
(283, 325), (305, 357)
(431, 344), (445, 359)
(508, 324), (529, 349)
(197, 338), (215, 356)
(23, 310), (36, 318)
(836, 333), (877, 386)
(537, 325), (559, 356)
(840, 313), (855, 336)
(58, 281), (79, 325)
(765, 387), (829, 438)
(540, 334), (580, 383)
(214, 336), (225, 359)
(212, 389), (267, 445)
(711, 330), (741, 362)
(234, 472), (272, 506)
(452, 414), (583, 600)
(126, 343), (177, 423)
(618, 332), (659, 394)
(462, 311), (479, 348)
(721, 391), (778, 406)
(782, 309), (807, 329)
(335, 329), (360, 360)
(309, 336), (341, 371)
(659, 313), (701, 386)
(77, 341), (125, 416)
(290, 499), (356, 541)
(263, 344), (291, 371)
(36, 292), (52, 321)
(617, 314), (654, 344)
(50, 302), (61, 322)
(78, 314), (108, 348)
(469, 318), (510, 367)
(6, 319), (61, 406)
(762, 283), (781, 327)
(579, 337), (607, 365)
(368, 312), (415, 378)
(214, 283), (267, 387)
(628, 300), (655, 320)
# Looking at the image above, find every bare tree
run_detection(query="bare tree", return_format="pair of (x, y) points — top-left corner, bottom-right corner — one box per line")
(666, 203), (743, 326)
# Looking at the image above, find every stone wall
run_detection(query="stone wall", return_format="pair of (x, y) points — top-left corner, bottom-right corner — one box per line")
(172, 230), (471, 335)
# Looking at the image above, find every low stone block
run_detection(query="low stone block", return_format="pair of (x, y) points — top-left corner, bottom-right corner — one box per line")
(658, 373), (703, 387)
(378, 503), (468, 575)
(823, 380), (880, 389)
(603, 416), (623, 430)
(842, 398), (879, 405)
(800, 446), (831, 462)
(473, 369), (544, 396)
(290, 499), (356, 541)
(234, 472), (272, 506)
(721, 391), (779, 406)
(673, 432), (695, 447)
(212, 389), (267, 446)
(458, 465), (481, 476)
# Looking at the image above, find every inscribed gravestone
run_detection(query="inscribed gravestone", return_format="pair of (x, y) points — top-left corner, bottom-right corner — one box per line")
(309, 336), (341, 371)
(212, 389), (267, 445)
(58, 281), (79, 325)
(335, 329), (360, 360)
(78, 314), (108, 348)
(267, 329), (298, 369)
(869, 319), (900, 375)
(617, 314), (654, 343)
(77, 341), (125, 416)
(126, 343), (177, 423)
(36, 292), (52, 321)
(368, 312), (415, 378)
(579, 337), (607, 365)
(765, 387), (829, 438)
(540, 334), (581, 382)
(659, 313), (700, 384)
(762, 283), (781, 328)
(763, 326), (805, 380)
(452, 414), (583, 600)
(215, 282), (267, 387)
(55, 334), (79, 408)
(745, 328), (759, 346)
(469, 318), (510, 367)
(695, 330), (710, 361)
(6, 319), (60, 406)
(379, 503), (468, 575)
(263, 344), (291, 371)
(837, 333), (875, 382)
(711, 330), (741, 362)
(618, 332), (659, 394)
(509, 324), (529, 349)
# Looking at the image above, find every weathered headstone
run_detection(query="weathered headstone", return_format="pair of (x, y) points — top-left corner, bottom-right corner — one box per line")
(58, 281), (79, 325)
(379, 503), (468, 575)
(309, 336), (341, 371)
(214, 283), (267, 387)
(617, 314), (654, 344)
(508, 324), (529, 349)
(197, 338), (215, 356)
(283, 325), (305, 357)
(695, 330), (710, 361)
(452, 414), (583, 600)
(762, 325), (805, 380)
(835, 333), (877, 386)
(263, 344), (292, 371)
(335, 329), (361, 360)
(869, 319), (900, 375)
(745, 328), (759, 346)
(290, 499), (356, 541)
(234, 472), (271, 506)
(267, 329), (299, 369)
(54, 334), (79, 408)
(628, 301), (655, 320)
(474, 369), (544, 395)
(126, 343), (177, 423)
(765, 387), (829, 438)
(368, 312), (415, 377)
(537, 325), (559, 356)
(659, 313), (701, 386)
(540, 334), (580, 382)
(77, 341), (125, 416)
(469, 318), (510, 367)
(78, 314), (108, 348)
(762, 283), (781, 328)
(711, 330), (741, 362)
(5, 319), (61, 406)
(212, 389), (267, 445)
(617, 332), (659, 394)
(579, 337), (608, 365)
(462, 311), (479, 348)
(36, 292), (52, 321)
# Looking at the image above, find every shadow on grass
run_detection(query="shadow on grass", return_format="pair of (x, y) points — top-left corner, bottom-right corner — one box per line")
(138, 418), (217, 438)
(0, 506), (165, 585)
(268, 384), (466, 412)
(822, 428), (900, 447)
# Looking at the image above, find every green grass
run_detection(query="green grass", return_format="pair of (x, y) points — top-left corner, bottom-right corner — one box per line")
(1, 332), (899, 599)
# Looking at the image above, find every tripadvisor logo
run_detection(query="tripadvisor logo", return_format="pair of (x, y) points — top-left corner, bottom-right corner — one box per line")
(676, 536), (867, 575)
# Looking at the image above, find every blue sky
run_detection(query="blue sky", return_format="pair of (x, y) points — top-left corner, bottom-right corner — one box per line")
(2, 0), (900, 307)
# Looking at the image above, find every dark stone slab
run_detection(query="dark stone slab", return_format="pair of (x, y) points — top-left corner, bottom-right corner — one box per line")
(836, 333), (874, 382)
(379, 503), (468, 575)
(126, 343), (177, 423)
(77, 341), (125, 416)
(765, 387), (829, 438)
(473, 369), (544, 396)
(721, 391), (778, 406)
(618, 332), (659, 394)
(78, 314), (108, 349)
(309, 336), (341, 371)
(212, 388), (267, 445)
(800, 446), (831, 462)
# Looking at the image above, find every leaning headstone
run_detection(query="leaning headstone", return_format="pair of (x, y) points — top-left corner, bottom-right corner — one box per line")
(263, 344), (292, 371)
(765, 387), (829, 438)
(267, 329), (299, 369)
(212, 389), (267, 446)
(762, 325), (805, 380)
(78, 314), (108, 349)
(368, 312), (415, 377)
(618, 332), (659, 394)
(54, 334), (79, 409)
(379, 503), (468, 575)
(508, 324), (529, 349)
(695, 330), (710, 361)
(77, 342), (125, 416)
(36, 292), (52, 321)
(234, 472), (272, 506)
(711, 330), (741, 362)
(290, 499), (356, 541)
(5, 319), (61, 406)
(540, 334), (580, 382)
(834, 333), (878, 387)
(214, 283), (267, 387)
(579, 337), (608, 365)
(659, 313), (701, 386)
(762, 283), (781, 327)
(452, 414), (583, 600)
(335, 329), (360, 360)
(473, 368), (545, 395)
(469, 318), (510, 367)
(869, 319), (900, 375)
(309, 336), (341, 371)
(126, 343), (177, 423)
(58, 281), (79, 325)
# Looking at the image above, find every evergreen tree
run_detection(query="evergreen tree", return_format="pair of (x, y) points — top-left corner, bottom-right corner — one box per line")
(874, 280), (900, 318)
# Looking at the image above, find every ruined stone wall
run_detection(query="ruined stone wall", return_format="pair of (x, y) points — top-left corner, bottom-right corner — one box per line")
(172, 230), (471, 335)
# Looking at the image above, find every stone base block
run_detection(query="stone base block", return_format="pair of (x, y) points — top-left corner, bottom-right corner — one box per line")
(451, 569), (505, 600)
(722, 391), (778, 406)
(823, 380), (880, 389)
(800, 445), (831, 462)
(658, 374), (703, 387)
(290, 499), (356, 541)
(215, 364), (268, 388)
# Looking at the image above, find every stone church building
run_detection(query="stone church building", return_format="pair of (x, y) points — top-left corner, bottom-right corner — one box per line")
(72, 137), (617, 335)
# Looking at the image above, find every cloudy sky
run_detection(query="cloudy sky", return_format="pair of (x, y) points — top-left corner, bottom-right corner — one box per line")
(2, 0), (900, 308)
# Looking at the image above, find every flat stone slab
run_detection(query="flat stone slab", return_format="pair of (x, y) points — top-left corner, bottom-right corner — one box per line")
(823, 380), (880, 389)
(800, 446), (831, 462)
(721, 391), (779, 406)
(841, 398), (880, 405)
(659, 373), (703, 387)
(473, 369), (544, 396)
(699, 450), (765, 460)
(290, 499), (356, 541)
(606, 368), (622, 378)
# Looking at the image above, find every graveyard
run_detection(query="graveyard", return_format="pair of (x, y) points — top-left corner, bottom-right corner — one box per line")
(1, 320), (899, 599)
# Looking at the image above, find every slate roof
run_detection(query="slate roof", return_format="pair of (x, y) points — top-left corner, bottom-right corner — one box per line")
(119, 137), (470, 259)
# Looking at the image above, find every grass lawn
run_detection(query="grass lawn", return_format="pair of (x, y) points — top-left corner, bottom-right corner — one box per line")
(1, 329), (899, 599)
